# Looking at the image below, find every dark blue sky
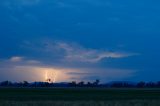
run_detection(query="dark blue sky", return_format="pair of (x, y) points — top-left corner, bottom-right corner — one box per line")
(0, 0), (160, 82)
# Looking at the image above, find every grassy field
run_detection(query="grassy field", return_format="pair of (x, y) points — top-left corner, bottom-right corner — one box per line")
(1, 100), (160, 106)
(0, 88), (160, 106)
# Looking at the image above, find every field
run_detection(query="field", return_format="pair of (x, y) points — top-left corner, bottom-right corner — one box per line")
(0, 88), (160, 106)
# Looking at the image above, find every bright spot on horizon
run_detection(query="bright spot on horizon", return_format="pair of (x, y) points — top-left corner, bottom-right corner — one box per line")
(4, 66), (71, 82)
(36, 67), (81, 83)
(45, 70), (48, 81)
(44, 69), (59, 83)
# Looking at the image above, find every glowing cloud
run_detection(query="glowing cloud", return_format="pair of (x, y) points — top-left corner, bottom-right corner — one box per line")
(23, 40), (138, 63)
(10, 56), (24, 62)
(44, 41), (139, 63)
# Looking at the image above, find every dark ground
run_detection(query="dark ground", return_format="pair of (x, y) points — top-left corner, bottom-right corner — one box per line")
(0, 88), (160, 101)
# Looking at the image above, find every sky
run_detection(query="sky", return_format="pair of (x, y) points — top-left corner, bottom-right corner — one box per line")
(0, 0), (160, 83)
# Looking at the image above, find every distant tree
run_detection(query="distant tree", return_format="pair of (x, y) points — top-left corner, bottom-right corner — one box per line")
(146, 82), (156, 88)
(0, 81), (12, 86)
(137, 81), (146, 88)
(87, 82), (92, 87)
(46, 82), (50, 87)
(78, 81), (85, 87)
(23, 81), (29, 87)
(156, 81), (160, 87)
(0, 81), (6, 86)
(123, 82), (134, 88)
(69, 81), (77, 87)
(17, 82), (23, 87)
(111, 82), (123, 88)
(93, 79), (100, 86)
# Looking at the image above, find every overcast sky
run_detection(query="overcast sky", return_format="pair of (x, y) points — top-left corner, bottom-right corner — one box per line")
(0, 0), (160, 82)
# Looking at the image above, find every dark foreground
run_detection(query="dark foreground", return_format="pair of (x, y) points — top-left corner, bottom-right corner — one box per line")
(0, 88), (160, 106)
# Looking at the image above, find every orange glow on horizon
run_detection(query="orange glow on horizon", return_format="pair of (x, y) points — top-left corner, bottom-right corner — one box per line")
(12, 66), (82, 82)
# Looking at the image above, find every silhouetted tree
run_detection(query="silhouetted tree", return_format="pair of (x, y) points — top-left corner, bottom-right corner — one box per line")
(69, 81), (77, 87)
(156, 81), (160, 87)
(137, 81), (146, 88)
(111, 82), (123, 88)
(23, 81), (29, 87)
(0, 81), (12, 86)
(93, 79), (100, 86)
(78, 81), (84, 87)
(87, 82), (92, 87)
(146, 82), (156, 88)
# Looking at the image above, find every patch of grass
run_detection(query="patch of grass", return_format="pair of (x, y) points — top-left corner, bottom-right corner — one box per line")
(0, 88), (160, 101)
(0, 88), (160, 106)
(0, 100), (160, 106)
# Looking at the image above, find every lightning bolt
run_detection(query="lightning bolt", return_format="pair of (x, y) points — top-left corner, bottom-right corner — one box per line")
(45, 70), (48, 81)
(53, 72), (58, 83)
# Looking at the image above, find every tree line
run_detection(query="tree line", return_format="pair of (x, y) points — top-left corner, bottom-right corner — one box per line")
(0, 80), (160, 88)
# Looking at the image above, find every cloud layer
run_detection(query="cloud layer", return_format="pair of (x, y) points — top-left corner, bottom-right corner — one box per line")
(24, 40), (138, 63)
(0, 0), (160, 82)
(54, 41), (137, 63)
(0, 62), (136, 82)
(0, 40), (138, 82)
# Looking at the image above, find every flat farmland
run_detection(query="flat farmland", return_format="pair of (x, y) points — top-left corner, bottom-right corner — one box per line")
(0, 88), (160, 106)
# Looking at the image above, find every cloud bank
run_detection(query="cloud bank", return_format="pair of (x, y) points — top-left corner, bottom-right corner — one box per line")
(54, 41), (137, 63)
(0, 40), (139, 82)
(25, 40), (138, 63)
(10, 56), (24, 62)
